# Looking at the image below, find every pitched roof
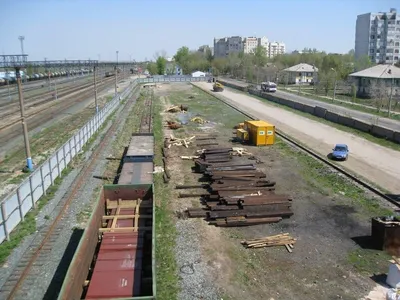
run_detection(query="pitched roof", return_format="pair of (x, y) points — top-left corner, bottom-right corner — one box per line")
(349, 64), (400, 79)
(283, 63), (318, 72)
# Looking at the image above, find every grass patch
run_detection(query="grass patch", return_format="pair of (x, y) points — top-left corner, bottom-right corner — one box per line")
(153, 93), (179, 299)
(282, 87), (400, 120)
(230, 87), (400, 152)
(347, 248), (391, 274)
(274, 138), (392, 216)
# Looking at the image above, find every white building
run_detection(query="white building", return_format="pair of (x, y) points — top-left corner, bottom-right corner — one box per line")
(268, 42), (286, 58)
(355, 8), (400, 64)
(191, 71), (206, 77)
(243, 37), (258, 54)
(213, 36), (285, 58)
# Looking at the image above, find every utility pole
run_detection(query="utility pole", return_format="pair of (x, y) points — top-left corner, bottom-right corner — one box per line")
(6, 69), (11, 101)
(115, 51), (119, 96)
(16, 67), (33, 171)
(18, 36), (26, 83)
(94, 65), (98, 113)
(331, 68), (337, 101)
(388, 68), (394, 117)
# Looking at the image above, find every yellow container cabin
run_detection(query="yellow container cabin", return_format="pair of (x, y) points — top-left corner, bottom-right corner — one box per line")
(236, 128), (249, 142)
(243, 120), (275, 146)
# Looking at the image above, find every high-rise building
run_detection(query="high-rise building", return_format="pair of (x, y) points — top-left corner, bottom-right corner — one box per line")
(243, 37), (259, 54)
(213, 36), (285, 58)
(268, 42), (286, 58)
(355, 8), (400, 64)
(213, 36), (243, 57)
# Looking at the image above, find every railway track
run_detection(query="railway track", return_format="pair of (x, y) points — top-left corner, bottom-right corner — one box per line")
(138, 89), (154, 133)
(0, 76), (91, 106)
(0, 76), (118, 147)
(204, 87), (400, 211)
(0, 84), (140, 300)
(0, 77), (114, 122)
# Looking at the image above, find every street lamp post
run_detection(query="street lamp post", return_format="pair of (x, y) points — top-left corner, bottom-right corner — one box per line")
(388, 68), (394, 117)
(16, 67), (33, 171)
(115, 51), (119, 96)
(331, 68), (337, 101)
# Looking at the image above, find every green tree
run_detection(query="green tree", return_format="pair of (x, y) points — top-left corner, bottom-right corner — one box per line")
(253, 46), (268, 83)
(354, 55), (374, 72)
(147, 62), (157, 75)
(156, 56), (167, 75)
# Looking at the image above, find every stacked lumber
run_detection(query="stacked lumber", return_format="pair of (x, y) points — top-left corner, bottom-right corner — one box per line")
(241, 233), (296, 252)
(180, 147), (294, 227)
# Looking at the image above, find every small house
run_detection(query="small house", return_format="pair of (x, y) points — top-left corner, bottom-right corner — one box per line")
(348, 64), (400, 98)
(282, 63), (318, 84)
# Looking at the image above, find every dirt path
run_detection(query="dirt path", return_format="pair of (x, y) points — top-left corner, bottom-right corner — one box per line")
(194, 82), (400, 195)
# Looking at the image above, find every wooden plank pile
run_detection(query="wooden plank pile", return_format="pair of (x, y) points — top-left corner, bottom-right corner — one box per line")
(180, 147), (294, 227)
(241, 233), (296, 253)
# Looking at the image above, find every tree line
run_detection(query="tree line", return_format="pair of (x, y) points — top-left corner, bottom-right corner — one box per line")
(146, 46), (400, 82)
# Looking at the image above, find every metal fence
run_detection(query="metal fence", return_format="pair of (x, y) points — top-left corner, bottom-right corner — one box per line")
(0, 75), (209, 243)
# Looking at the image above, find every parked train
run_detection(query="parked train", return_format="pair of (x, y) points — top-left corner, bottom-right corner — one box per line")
(58, 133), (155, 300)
(105, 67), (122, 78)
(0, 69), (93, 87)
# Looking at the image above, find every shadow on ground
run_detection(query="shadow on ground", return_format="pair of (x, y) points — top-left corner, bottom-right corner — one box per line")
(43, 228), (84, 300)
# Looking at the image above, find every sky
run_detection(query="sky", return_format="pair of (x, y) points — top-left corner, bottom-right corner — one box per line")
(0, 0), (399, 62)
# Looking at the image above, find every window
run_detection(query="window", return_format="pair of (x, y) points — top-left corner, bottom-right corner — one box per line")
(298, 72), (302, 76)
(395, 56), (399, 60)
(370, 49), (375, 53)
(395, 49), (399, 54)
(371, 34), (375, 39)
(378, 34), (381, 38)
(397, 21), (400, 25)
(396, 42), (400, 46)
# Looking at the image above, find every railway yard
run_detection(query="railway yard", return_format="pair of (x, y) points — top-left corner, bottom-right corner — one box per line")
(0, 77), (399, 300)
(0, 72), (133, 198)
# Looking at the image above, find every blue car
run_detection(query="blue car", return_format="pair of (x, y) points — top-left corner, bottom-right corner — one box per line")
(331, 144), (349, 161)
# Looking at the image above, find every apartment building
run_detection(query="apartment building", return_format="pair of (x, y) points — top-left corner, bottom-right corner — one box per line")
(213, 36), (285, 58)
(268, 42), (286, 58)
(355, 8), (400, 64)
(243, 37), (258, 54)
(213, 36), (244, 58)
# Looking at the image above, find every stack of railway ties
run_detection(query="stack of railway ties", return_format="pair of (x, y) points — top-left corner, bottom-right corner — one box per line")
(179, 144), (294, 227)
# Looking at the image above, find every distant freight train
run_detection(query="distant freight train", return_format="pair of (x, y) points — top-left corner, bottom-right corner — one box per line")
(104, 68), (122, 78)
(0, 69), (92, 86)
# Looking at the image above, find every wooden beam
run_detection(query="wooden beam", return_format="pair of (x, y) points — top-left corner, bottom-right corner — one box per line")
(99, 226), (152, 233)
(110, 206), (121, 229)
(106, 199), (152, 209)
(102, 214), (152, 220)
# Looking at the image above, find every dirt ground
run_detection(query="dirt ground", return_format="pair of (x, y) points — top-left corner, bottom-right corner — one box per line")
(192, 82), (400, 196)
(154, 82), (393, 300)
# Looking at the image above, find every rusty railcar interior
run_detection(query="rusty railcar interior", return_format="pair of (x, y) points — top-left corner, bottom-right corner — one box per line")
(58, 134), (155, 300)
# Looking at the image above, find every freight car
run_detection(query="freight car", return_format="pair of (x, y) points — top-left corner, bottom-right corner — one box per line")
(58, 133), (155, 300)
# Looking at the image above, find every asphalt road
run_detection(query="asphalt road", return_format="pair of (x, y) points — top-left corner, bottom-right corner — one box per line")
(219, 77), (400, 132)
